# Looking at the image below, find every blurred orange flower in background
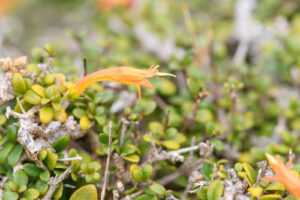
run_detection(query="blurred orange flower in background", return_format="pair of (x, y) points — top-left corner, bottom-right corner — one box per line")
(0, 0), (18, 18)
(97, 0), (133, 10)
(263, 153), (300, 199)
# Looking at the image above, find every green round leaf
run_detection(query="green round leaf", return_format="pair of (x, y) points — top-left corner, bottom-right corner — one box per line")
(14, 170), (28, 187)
(24, 163), (43, 178)
(44, 148), (57, 171)
(35, 179), (49, 195)
(162, 140), (180, 150)
(134, 194), (156, 200)
(23, 188), (40, 200)
(157, 80), (177, 96)
(12, 73), (27, 94)
(149, 183), (166, 196)
(0, 143), (15, 163)
(7, 144), (24, 166)
(53, 136), (70, 152)
(39, 170), (50, 182)
(8, 181), (18, 192)
(24, 90), (41, 105)
(72, 108), (87, 119)
(3, 191), (19, 200)
(124, 154), (140, 163)
(141, 164), (153, 180)
(0, 115), (6, 126)
(98, 133), (109, 144)
(132, 169), (143, 183)
(70, 184), (97, 200)
(207, 180), (224, 200)
(7, 125), (18, 142)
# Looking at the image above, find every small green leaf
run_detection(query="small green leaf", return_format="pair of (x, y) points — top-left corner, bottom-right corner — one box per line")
(3, 191), (19, 200)
(44, 44), (54, 55)
(260, 194), (282, 199)
(197, 188), (208, 200)
(38, 149), (47, 161)
(98, 133), (109, 144)
(149, 183), (166, 196)
(148, 122), (164, 135)
(210, 139), (223, 151)
(53, 136), (70, 152)
(132, 169), (143, 183)
(0, 143), (15, 163)
(45, 86), (55, 99)
(234, 163), (243, 172)
(31, 84), (45, 97)
(121, 144), (137, 155)
(134, 194), (156, 200)
(141, 164), (153, 180)
(92, 172), (101, 182)
(124, 154), (140, 163)
(72, 108), (87, 119)
(51, 102), (62, 112)
(26, 64), (40, 75)
(157, 80), (177, 96)
(242, 163), (256, 185)
(43, 73), (55, 85)
(70, 184), (97, 200)
(94, 91), (113, 104)
(162, 140), (180, 150)
(265, 182), (285, 191)
(41, 98), (51, 105)
(0, 115), (6, 126)
(130, 164), (139, 176)
(79, 116), (91, 130)
(53, 182), (63, 199)
(7, 144), (24, 166)
(7, 125), (18, 142)
(39, 170), (50, 182)
(143, 134), (160, 145)
(24, 90), (41, 105)
(24, 163), (43, 178)
(8, 181), (18, 192)
(39, 106), (54, 124)
(14, 170), (28, 187)
(23, 188), (40, 200)
(201, 162), (213, 181)
(207, 180), (224, 200)
(44, 148), (57, 171)
(95, 106), (105, 116)
(248, 187), (263, 197)
(18, 184), (27, 193)
(12, 73), (27, 94)
(136, 100), (157, 116)
(88, 162), (102, 172)
(187, 78), (201, 95)
(0, 135), (8, 147)
(35, 179), (49, 195)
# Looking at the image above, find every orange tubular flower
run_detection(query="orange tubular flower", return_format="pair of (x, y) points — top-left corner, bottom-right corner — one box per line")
(69, 65), (175, 99)
(263, 153), (300, 198)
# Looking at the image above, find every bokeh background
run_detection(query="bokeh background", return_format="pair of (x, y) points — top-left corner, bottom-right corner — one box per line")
(2, 0), (300, 198)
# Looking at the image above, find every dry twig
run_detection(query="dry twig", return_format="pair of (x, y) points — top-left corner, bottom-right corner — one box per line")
(41, 163), (74, 200)
(121, 190), (144, 200)
(100, 121), (113, 200)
